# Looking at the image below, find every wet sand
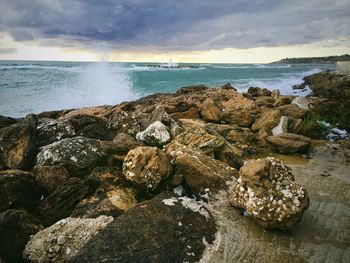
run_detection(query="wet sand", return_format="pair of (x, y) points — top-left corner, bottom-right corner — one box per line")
(203, 142), (350, 263)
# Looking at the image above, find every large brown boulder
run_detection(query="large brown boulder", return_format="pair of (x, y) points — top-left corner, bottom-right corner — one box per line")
(199, 98), (222, 122)
(266, 133), (311, 154)
(36, 137), (105, 178)
(36, 177), (89, 226)
(0, 209), (43, 263)
(251, 109), (281, 132)
(230, 157), (309, 230)
(169, 147), (238, 193)
(0, 114), (38, 170)
(68, 192), (216, 263)
(277, 104), (308, 119)
(122, 147), (172, 192)
(0, 170), (42, 212)
(33, 165), (70, 195)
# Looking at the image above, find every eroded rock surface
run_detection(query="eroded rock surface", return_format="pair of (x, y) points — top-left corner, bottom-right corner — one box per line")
(23, 216), (113, 263)
(136, 121), (171, 147)
(266, 133), (311, 154)
(122, 147), (172, 191)
(68, 192), (216, 263)
(230, 157), (309, 229)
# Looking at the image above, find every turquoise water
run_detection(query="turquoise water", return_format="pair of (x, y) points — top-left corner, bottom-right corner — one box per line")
(0, 60), (334, 118)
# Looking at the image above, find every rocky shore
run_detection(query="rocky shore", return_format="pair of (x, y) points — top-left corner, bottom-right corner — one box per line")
(0, 72), (349, 262)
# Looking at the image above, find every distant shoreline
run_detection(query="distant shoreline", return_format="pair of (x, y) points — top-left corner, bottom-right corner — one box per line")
(272, 54), (350, 64)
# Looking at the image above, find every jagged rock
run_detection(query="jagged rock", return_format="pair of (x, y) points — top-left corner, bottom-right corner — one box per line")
(122, 147), (172, 192)
(230, 157), (309, 230)
(0, 209), (43, 263)
(272, 116), (289, 136)
(288, 118), (303, 134)
(177, 119), (206, 130)
(65, 114), (114, 140)
(36, 136), (105, 178)
(225, 127), (256, 145)
(62, 106), (109, 119)
(205, 123), (234, 138)
(0, 115), (17, 129)
(175, 128), (226, 156)
(0, 114), (38, 170)
(68, 192), (216, 263)
(169, 147), (238, 193)
(291, 96), (310, 110)
(0, 170), (42, 212)
(255, 96), (274, 108)
(23, 216), (113, 263)
(247, 87), (272, 97)
(37, 118), (76, 146)
(273, 96), (292, 107)
(221, 83), (237, 90)
(221, 93), (260, 127)
(170, 107), (200, 120)
(36, 177), (89, 226)
(266, 133), (311, 154)
(199, 98), (222, 122)
(277, 104), (308, 119)
(216, 143), (244, 169)
(252, 109), (281, 132)
(136, 121), (171, 147)
(176, 84), (209, 94)
(101, 136), (142, 163)
(33, 166), (70, 194)
(271, 90), (280, 99)
(71, 185), (137, 218)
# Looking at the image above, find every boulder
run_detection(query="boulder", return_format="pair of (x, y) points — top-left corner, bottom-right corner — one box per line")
(291, 96), (310, 110)
(122, 147), (172, 192)
(0, 114), (38, 170)
(37, 118), (76, 146)
(170, 107), (200, 120)
(205, 123), (235, 138)
(71, 185), (137, 218)
(0, 209), (43, 263)
(255, 97), (274, 108)
(271, 116), (289, 136)
(273, 96), (292, 107)
(221, 83), (237, 91)
(36, 177), (89, 226)
(0, 115), (17, 129)
(36, 136), (105, 178)
(271, 90), (280, 99)
(247, 87), (272, 97)
(199, 98), (222, 122)
(0, 170), (41, 212)
(33, 166), (70, 195)
(136, 121), (171, 147)
(216, 143), (244, 169)
(221, 94), (260, 127)
(169, 148), (238, 193)
(252, 109), (281, 132)
(176, 84), (209, 94)
(23, 216), (113, 263)
(266, 133), (311, 154)
(277, 104), (308, 119)
(175, 128), (226, 156)
(230, 157), (309, 230)
(68, 192), (216, 263)
(225, 127), (256, 145)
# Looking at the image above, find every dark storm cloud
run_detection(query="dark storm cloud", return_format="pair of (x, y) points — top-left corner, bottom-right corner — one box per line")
(0, 47), (17, 54)
(0, 0), (349, 50)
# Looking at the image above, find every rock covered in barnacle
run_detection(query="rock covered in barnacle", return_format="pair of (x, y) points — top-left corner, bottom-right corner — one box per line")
(136, 121), (171, 147)
(229, 157), (309, 230)
(122, 146), (172, 191)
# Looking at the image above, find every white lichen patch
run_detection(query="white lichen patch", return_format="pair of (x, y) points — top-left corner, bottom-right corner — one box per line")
(162, 197), (178, 206)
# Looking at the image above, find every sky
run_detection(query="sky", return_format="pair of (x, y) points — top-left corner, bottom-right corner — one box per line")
(0, 0), (349, 63)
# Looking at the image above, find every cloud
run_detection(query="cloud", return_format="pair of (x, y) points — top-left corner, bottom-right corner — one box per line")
(0, 0), (349, 51)
(0, 47), (17, 54)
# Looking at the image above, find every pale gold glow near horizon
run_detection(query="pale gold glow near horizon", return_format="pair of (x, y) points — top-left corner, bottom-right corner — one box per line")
(0, 33), (349, 63)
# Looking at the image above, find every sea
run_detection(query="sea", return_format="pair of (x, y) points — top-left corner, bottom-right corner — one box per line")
(0, 60), (335, 118)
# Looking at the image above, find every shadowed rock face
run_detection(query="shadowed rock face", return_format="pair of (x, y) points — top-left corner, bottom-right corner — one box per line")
(266, 133), (311, 154)
(0, 114), (38, 170)
(0, 170), (42, 212)
(0, 209), (43, 263)
(68, 192), (217, 263)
